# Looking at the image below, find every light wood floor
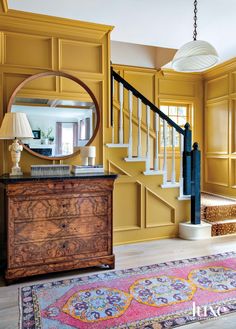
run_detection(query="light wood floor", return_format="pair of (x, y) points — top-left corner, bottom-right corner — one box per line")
(1, 235), (236, 329)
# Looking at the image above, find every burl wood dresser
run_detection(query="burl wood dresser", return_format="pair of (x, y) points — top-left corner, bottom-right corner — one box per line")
(0, 173), (117, 282)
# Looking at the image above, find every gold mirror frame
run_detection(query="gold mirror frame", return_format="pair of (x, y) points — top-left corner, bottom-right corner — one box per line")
(7, 71), (100, 160)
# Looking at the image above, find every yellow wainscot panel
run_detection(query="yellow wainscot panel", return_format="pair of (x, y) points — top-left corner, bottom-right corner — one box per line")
(4, 74), (29, 104)
(59, 39), (103, 73)
(206, 74), (228, 100)
(231, 159), (236, 188)
(107, 160), (131, 177)
(205, 100), (229, 154)
(205, 157), (229, 187)
(159, 79), (195, 97)
(113, 180), (142, 231)
(0, 32), (3, 64)
(4, 32), (53, 69)
(231, 100), (236, 154)
(20, 75), (57, 94)
(59, 76), (93, 102)
(145, 188), (175, 228)
(123, 70), (155, 102)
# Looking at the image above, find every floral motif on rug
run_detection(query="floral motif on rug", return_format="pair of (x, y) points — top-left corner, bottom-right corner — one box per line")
(19, 251), (236, 329)
(130, 275), (196, 307)
(189, 266), (236, 292)
(62, 287), (132, 322)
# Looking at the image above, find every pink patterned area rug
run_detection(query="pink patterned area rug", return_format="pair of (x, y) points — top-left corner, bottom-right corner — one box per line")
(19, 252), (236, 329)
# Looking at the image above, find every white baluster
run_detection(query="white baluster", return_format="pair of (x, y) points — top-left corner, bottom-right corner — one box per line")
(119, 82), (124, 144)
(111, 76), (115, 143)
(128, 90), (133, 159)
(154, 113), (159, 171)
(145, 105), (150, 171)
(179, 133), (184, 197)
(137, 98), (142, 158)
(162, 120), (167, 184)
(171, 127), (176, 184)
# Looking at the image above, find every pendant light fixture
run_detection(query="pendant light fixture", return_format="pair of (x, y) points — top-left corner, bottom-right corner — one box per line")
(172, 0), (219, 72)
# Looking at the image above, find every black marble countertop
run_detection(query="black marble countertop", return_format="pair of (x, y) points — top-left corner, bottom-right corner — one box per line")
(0, 172), (118, 184)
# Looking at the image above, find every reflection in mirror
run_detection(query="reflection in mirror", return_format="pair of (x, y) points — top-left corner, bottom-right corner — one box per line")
(9, 74), (99, 158)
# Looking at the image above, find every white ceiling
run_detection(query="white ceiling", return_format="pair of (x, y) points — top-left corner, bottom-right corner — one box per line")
(8, 0), (236, 64)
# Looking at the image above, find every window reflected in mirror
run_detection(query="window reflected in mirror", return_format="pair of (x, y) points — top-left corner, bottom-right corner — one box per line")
(12, 101), (95, 157)
(8, 73), (99, 159)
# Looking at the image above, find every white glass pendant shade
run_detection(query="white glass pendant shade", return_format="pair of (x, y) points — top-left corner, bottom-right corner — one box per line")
(172, 40), (219, 72)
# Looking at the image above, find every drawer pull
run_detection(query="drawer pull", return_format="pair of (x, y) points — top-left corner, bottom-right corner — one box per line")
(62, 244), (66, 249)
(62, 224), (66, 228)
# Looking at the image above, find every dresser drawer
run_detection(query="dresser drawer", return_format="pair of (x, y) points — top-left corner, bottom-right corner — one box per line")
(9, 235), (110, 268)
(14, 216), (109, 243)
(6, 178), (114, 197)
(9, 194), (110, 221)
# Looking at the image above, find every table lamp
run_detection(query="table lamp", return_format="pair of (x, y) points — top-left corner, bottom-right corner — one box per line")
(0, 112), (33, 176)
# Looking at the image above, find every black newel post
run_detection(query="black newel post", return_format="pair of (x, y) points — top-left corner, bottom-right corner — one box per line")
(191, 142), (201, 225)
(183, 123), (192, 195)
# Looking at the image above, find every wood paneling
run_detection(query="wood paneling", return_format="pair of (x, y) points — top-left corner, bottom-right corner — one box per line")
(21, 75), (57, 93)
(206, 75), (228, 100)
(205, 157), (229, 187)
(231, 100), (236, 154)
(203, 60), (236, 197)
(4, 33), (53, 69)
(205, 101), (229, 154)
(59, 39), (103, 73)
(159, 79), (195, 97)
(0, 32), (3, 64)
(123, 70), (155, 102)
(113, 181), (142, 231)
(145, 188), (175, 228)
(231, 159), (236, 188)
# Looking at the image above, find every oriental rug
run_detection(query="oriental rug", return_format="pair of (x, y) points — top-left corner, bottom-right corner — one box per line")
(19, 251), (236, 329)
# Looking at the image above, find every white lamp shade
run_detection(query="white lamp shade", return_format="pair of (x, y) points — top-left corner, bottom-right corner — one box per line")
(80, 146), (96, 157)
(172, 40), (219, 72)
(0, 112), (34, 139)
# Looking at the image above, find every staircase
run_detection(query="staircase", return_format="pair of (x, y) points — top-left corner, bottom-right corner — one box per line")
(201, 192), (236, 236)
(106, 68), (201, 244)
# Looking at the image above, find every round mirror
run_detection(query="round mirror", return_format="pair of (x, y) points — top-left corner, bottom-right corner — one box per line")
(7, 71), (100, 160)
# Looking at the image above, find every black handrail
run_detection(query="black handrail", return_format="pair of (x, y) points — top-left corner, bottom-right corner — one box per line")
(112, 68), (194, 198)
(112, 69), (184, 135)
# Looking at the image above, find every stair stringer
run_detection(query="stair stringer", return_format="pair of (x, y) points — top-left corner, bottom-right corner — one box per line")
(106, 146), (191, 245)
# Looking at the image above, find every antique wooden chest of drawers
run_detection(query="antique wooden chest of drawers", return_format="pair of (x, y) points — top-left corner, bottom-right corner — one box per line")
(0, 173), (117, 282)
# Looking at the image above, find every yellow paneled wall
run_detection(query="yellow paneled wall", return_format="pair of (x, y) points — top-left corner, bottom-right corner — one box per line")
(0, 8), (112, 174)
(203, 59), (236, 197)
(0, 5), (204, 246)
(108, 65), (203, 244)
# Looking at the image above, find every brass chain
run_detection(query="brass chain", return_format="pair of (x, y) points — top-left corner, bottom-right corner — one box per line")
(193, 0), (198, 41)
